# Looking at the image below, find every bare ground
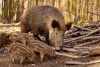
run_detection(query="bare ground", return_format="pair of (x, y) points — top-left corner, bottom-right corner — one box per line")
(0, 23), (100, 67)
(1, 46), (100, 67)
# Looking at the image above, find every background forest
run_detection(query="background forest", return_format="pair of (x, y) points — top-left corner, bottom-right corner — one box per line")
(1, 0), (100, 24)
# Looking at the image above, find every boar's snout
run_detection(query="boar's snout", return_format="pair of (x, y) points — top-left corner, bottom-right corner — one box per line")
(54, 42), (62, 51)
(55, 47), (60, 50)
(50, 42), (63, 51)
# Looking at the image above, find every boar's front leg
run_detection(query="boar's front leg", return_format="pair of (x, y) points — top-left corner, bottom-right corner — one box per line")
(40, 51), (44, 62)
(20, 55), (25, 64)
(44, 33), (50, 46)
(10, 50), (15, 62)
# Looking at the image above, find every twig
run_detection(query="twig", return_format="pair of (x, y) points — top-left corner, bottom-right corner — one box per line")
(79, 32), (90, 35)
(64, 27), (100, 43)
(66, 60), (100, 65)
(64, 36), (85, 43)
(74, 25), (92, 31)
(0, 23), (20, 27)
(64, 31), (80, 37)
(82, 36), (100, 40)
(83, 23), (100, 28)
(74, 47), (92, 50)
(65, 28), (78, 34)
(55, 52), (82, 58)
(81, 51), (90, 56)
(75, 39), (100, 47)
(61, 47), (79, 52)
(64, 31), (89, 38)
(85, 27), (100, 36)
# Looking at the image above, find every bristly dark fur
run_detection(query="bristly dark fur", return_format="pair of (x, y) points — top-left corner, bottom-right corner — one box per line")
(0, 33), (12, 49)
(20, 5), (72, 50)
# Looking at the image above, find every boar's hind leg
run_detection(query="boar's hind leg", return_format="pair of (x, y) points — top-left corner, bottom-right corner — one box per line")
(34, 35), (42, 41)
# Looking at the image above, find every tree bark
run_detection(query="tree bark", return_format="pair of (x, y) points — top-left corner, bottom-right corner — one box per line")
(4, 0), (9, 23)
(9, 0), (13, 23)
(16, 0), (24, 23)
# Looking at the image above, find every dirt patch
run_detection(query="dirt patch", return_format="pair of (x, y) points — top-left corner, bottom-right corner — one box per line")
(0, 49), (68, 67)
(1, 48), (100, 67)
(1, 23), (100, 67)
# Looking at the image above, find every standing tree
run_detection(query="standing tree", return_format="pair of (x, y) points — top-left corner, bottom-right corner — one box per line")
(9, 0), (13, 23)
(3, 0), (9, 23)
(16, 0), (24, 23)
(60, 0), (67, 22)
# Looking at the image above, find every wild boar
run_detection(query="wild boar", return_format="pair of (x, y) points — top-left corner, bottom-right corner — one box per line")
(0, 33), (13, 49)
(13, 33), (34, 45)
(10, 42), (36, 64)
(20, 5), (72, 50)
(28, 40), (55, 62)
(87, 47), (100, 57)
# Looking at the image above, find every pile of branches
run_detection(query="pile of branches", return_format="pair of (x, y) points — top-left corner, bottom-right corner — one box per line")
(63, 21), (100, 48)
(57, 21), (100, 65)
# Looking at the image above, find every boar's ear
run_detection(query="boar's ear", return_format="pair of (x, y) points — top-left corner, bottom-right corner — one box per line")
(51, 20), (59, 28)
(65, 22), (73, 30)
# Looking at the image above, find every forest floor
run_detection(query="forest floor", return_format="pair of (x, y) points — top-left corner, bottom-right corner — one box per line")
(0, 23), (100, 67)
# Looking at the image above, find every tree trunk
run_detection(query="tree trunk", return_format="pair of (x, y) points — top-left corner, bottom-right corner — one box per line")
(59, 0), (66, 22)
(16, 0), (24, 23)
(1, 0), (4, 20)
(9, 0), (13, 23)
(4, 0), (9, 23)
